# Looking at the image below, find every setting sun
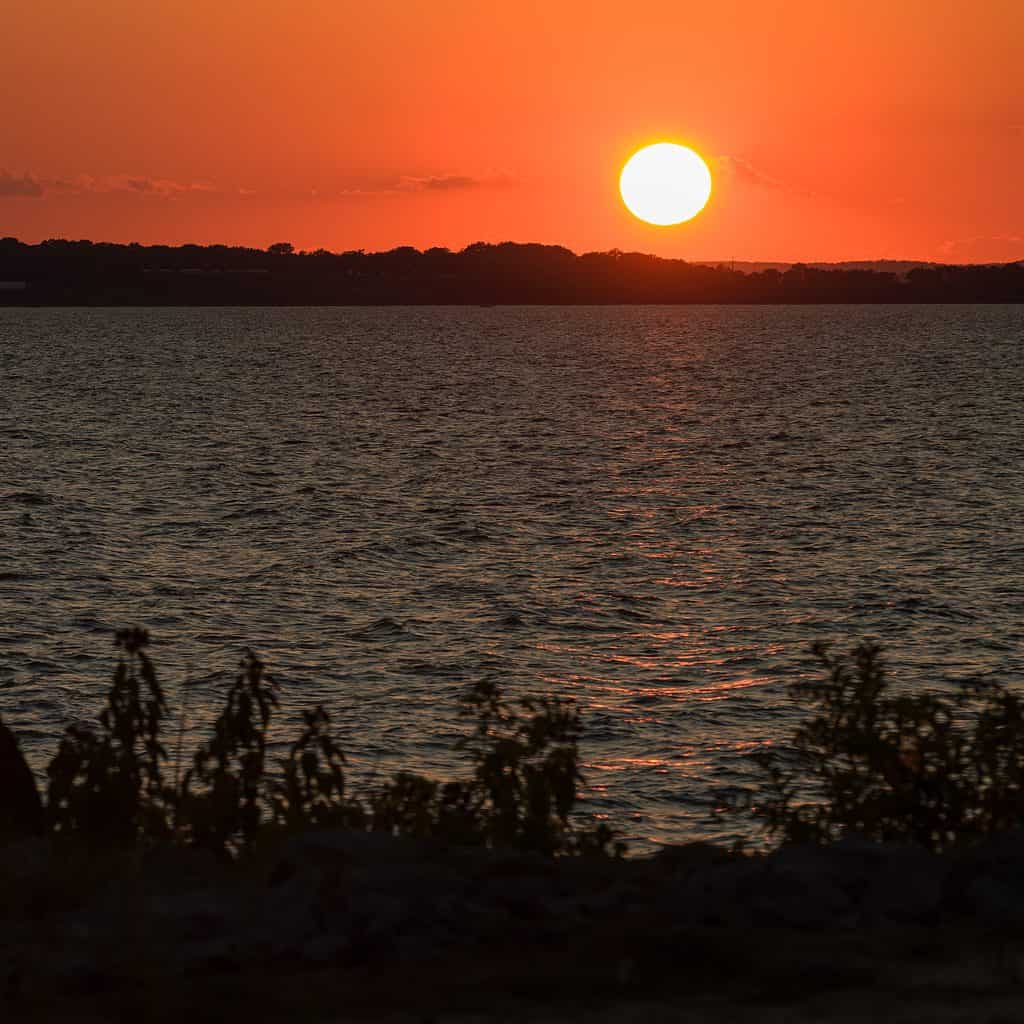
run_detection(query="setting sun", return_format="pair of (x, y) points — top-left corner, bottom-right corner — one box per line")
(619, 143), (713, 227)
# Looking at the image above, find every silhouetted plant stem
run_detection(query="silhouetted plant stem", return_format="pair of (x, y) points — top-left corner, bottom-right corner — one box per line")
(171, 663), (191, 834)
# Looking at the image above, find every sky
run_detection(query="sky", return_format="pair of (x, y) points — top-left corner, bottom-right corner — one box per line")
(2, 0), (1022, 262)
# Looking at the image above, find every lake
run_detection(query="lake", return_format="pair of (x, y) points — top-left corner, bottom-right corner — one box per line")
(1, 305), (1022, 848)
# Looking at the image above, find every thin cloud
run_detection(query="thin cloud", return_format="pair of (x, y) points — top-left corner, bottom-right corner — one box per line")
(71, 175), (217, 197)
(939, 234), (1024, 262)
(338, 170), (518, 199)
(396, 171), (517, 192)
(6, 167), (518, 202)
(1, 171), (220, 199)
(0, 171), (45, 199)
(716, 155), (817, 199)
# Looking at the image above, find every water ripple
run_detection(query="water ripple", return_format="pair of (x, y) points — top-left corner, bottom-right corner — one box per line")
(0, 304), (1022, 849)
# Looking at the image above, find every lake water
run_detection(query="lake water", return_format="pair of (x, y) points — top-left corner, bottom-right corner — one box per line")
(1, 305), (1022, 849)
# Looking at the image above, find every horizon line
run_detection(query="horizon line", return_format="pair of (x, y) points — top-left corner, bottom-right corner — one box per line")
(3, 236), (1021, 269)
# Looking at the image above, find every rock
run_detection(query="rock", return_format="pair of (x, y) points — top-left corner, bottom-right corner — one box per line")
(141, 842), (224, 886)
(146, 887), (243, 941)
(273, 828), (432, 867)
(0, 836), (53, 887)
(862, 850), (947, 923)
(765, 838), (951, 925)
(675, 859), (765, 927)
(53, 956), (119, 996)
(254, 829), (469, 960)
(673, 840), (954, 930)
(654, 841), (737, 875)
(180, 938), (243, 975)
(299, 932), (353, 965)
(944, 830), (1024, 922)
(964, 875), (1024, 927)
(749, 864), (852, 929)
(252, 868), (336, 955)
(490, 874), (560, 920)
(0, 722), (44, 841)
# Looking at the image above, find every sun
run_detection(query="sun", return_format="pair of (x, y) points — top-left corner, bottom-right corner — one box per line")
(620, 143), (712, 226)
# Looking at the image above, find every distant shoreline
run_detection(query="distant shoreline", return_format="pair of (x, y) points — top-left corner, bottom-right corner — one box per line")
(7, 301), (1024, 308)
(2, 238), (1022, 306)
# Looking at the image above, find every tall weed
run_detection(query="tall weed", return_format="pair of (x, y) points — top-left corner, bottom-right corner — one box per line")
(746, 641), (1024, 851)
(47, 628), (170, 842)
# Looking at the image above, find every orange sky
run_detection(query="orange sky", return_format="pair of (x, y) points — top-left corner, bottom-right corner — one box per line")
(2, 0), (1022, 262)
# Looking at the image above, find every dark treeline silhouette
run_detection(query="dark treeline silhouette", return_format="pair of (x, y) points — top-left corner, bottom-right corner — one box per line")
(1, 236), (1022, 305)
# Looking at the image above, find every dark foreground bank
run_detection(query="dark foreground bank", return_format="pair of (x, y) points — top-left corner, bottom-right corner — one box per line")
(5, 828), (1024, 1022)
(5, 634), (1024, 1018)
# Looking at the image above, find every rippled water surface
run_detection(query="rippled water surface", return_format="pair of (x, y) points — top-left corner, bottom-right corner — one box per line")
(2, 306), (1022, 847)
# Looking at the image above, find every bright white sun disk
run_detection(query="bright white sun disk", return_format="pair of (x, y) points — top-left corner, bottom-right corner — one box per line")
(620, 143), (712, 226)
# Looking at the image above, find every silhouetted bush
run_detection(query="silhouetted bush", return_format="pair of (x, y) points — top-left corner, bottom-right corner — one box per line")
(271, 705), (366, 832)
(178, 648), (279, 854)
(6, 631), (619, 858)
(745, 641), (1024, 852)
(47, 628), (171, 842)
(454, 679), (618, 855)
(368, 679), (621, 855)
(21, 631), (1024, 860)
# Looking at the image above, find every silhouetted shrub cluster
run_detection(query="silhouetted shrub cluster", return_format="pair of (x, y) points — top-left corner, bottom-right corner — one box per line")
(2, 630), (620, 858)
(746, 641), (1024, 852)
(6, 632), (1023, 858)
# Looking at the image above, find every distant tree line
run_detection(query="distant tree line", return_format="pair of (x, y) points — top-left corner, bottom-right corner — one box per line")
(1, 236), (1022, 305)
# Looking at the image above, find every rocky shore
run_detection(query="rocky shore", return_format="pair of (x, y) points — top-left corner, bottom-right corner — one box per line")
(5, 829), (1024, 1021)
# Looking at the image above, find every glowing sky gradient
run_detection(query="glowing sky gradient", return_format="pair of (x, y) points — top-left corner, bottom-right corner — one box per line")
(2, 0), (1022, 262)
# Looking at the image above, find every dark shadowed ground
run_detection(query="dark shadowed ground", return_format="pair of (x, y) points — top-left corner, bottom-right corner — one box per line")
(6, 830), (1024, 1022)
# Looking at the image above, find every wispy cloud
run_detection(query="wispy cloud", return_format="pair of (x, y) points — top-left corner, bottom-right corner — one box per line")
(939, 234), (1024, 262)
(396, 171), (517, 193)
(0, 171), (45, 199)
(1, 170), (219, 199)
(338, 170), (518, 199)
(6, 164), (520, 200)
(65, 175), (217, 197)
(716, 155), (817, 199)
(4, 167), (519, 203)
